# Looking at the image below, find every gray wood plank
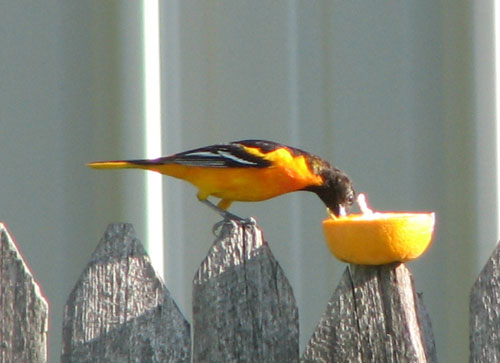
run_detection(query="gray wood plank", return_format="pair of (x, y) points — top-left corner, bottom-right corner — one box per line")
(0, 222), (48, 363)
(302, 263), (436, 363)
(470, 241), (500, 363)
(193, 219), (299, 362)
(61, 223), (190, 363)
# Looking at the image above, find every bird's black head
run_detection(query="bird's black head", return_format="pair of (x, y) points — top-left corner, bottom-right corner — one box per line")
(307, 168), (355, 217)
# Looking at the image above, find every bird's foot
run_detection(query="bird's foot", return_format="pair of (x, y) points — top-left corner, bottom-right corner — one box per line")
(199, 199), (245, 220)
(212, 217), (256, 236)
(199, 199), (255, 235)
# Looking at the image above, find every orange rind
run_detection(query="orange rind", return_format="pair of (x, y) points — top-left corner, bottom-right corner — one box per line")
(323, 194), (435, 265)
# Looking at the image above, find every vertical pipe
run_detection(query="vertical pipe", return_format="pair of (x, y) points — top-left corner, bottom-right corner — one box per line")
(495, 1), (500, 239)
(287, 0), (302, 299)
(143, 0), (164, 275)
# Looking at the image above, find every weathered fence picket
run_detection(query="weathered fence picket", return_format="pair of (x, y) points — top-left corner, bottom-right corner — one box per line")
(193, 220), (299, 362)
(0, 223), (48, 363)
(302, 263), (436, 362)
(470, 240), (500, 362)
(60, 223), (190, 362)
(4, 218), (500, 361)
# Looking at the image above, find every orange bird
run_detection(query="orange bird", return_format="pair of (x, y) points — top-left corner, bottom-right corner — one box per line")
(87, 139), (355, 219)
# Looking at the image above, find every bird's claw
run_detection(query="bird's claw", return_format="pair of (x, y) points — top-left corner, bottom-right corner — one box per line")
(198, 199), (256, 236)
(212, 216), (256, 236)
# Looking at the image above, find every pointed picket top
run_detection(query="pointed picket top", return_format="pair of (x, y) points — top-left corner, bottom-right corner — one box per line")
(193, 219), (299, 362)
(302, 263), (436, 363)
(470, 241), (500, 362)
(0, 222), (49, 363)
(194, 219), (265, 283)
(61, 223), (190, 362)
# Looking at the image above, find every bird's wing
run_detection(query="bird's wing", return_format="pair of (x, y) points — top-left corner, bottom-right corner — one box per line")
(150, 142), (274, 168)
(130, 140), (314, 168)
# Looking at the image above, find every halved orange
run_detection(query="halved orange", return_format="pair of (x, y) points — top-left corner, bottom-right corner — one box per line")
(323, 212), (435, 265)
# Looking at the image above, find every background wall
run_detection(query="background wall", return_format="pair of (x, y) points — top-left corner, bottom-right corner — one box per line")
(0, 1), (496, 362)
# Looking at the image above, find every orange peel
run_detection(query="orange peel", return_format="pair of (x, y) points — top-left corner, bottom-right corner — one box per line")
(323, 194), (435, 265)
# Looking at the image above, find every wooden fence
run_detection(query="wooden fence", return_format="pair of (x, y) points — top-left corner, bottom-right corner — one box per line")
(0, 219), (498, 362)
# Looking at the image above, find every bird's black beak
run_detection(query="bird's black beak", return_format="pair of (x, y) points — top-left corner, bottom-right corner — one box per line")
(328, 204), (347, 218)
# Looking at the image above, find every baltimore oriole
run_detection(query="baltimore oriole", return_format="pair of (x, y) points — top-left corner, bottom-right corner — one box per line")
(87, 139), (355, 218)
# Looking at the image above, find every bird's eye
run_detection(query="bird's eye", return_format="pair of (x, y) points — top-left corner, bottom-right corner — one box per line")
(346, 193), (355, 205)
